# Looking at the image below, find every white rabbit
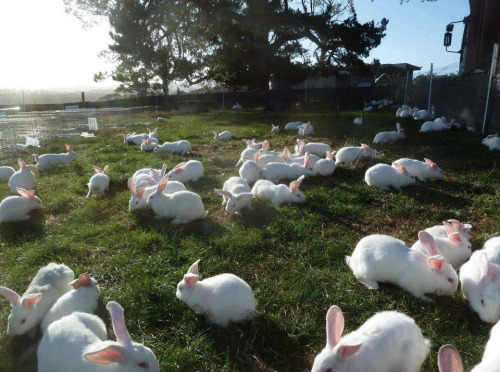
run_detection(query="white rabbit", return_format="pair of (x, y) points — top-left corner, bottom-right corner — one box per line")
(232, 103), (242, 110)
(0, 263), (74, 336)
(482, 134), (500, 151)
(122, 132), (149, 145)
(38, 301), (160, 372)
(314, 151), (336, 176)
(353, 116), (363, 125)
(176, 260), (256, 326)
(258, 140), (282, 156)
(133, 164), (167, 183)
(335, 144), (377, 165)
(166, 160), (204, 183)
(373, 123), (405, 144)
(0, 188), (42, 223)
(460, 239), (500, 323)
(414, 109), (434, 120)
(213, 130), (232, 141)
(363, 106), (373, 112)
(157, 117), (165, 123)
(251, 175), (306, 207)
(261, 153), (315, 182)
(426, 219), (472, 241)
(397, 107), (411, 117)
(312, 306), (430, 372)
(140, 138), (156, 151)
(298, 122), (314, 135)
(438, 345), (464, 372)
(128, 177), (185, 211)
(239, 153), (261, 185)
(0, 166), (15, 182)
(471, 319), (500, 371)
(214, 177), (252, 215)
(393, 158), (443, 181)
(257, 151), (287, 167)
(147, 127), (158, 139)
(364, 163), (416, 191)
(271, 124), (280, 133)
(346, 231), (458, 302)
(284, 121), (304, 130)
(412, 221), (471, 269)
(147, 175), (208, 224)
(152, 140), (191, 155)
(34, 144), (78, 170)
(8, 158), (36, 194)
(41, 273), (99, 333)
(299, 141), (332, 156)
(420, 118), (451, 132)
(87, 165), (110, 197)
(286, 149), (321, 167)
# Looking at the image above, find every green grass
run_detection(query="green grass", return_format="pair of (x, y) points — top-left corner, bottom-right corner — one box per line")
(0, 108), (499, 371)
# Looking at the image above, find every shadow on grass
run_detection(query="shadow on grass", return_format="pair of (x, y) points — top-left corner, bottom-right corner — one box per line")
(204, 315), (306, 372)
(0, 212), (44, 243)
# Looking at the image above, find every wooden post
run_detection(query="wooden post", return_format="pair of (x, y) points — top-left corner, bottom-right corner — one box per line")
(482, 43), (499, 134)
(81, 92), (86, 109)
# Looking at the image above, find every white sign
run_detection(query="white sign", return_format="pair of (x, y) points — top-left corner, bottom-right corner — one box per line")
(88, 118), (98, 131)
(25, 136), (40, 147)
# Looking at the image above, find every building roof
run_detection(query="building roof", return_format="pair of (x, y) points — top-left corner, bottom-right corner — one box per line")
(375, 73), (392, 84)
(379, 63), (422, 72)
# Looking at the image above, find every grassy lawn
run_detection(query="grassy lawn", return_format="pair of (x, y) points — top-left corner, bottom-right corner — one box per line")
(0, 108), (499, 371)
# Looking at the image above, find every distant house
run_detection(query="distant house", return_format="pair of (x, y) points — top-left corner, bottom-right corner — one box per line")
(458, 0), (500, 74)
(375, 73), (392, 87)
(378, 63), (421, 82)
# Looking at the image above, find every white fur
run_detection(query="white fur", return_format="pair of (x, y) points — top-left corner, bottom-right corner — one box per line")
(0, 166), (15, 182)
(426, 219), (472, 241)
(300, 141), (331, 156)
(460, 238), (500, 323)
(167, 160), (204, 183)
(412, 221), (471, 269)
(147, 127), (159, 140)
(34, 144), (78, 170)
(471, 319), (500, 371)
(213, 130), (232, 141)
(373, 123), (405, 144)
(38, 302), (160, 372)
(284, 121), (304, 130)
(8, 159), (36, 194)
(128, 177), (185, 211)
(364, 163), (416, 191)
(414, 109), (434, 121)
(346, 232), (458, 302)
(482, 134), (500, 151)
(312, 306), (429, 372)
(420, 118), (451, 132)
(176, 260), (256, 326)
(132, 164), (166, 181)
(393, 158), (443, 181)
(87, 165), (110, 197)
(251, 175), (305, 207)
(257, 153), (286, 167)
(0, 188), (42, 223)
(214, 177), (252, 215)
(123, 133), (149, 145)
(147, 175), (208, 224)
(41, 273), (99, 333)
(0, 263), (74, 337)
(261, 153), (315, 182)
(353, 117), (362, 125)
(335, 144), (377, 165)
(140, 138), (156, 151)
(235, 140), (260, 166)
(314, 151), (336, 176)
(152, 140), (191, 155)
(298, 122), (314, 135)
(271, 124), (280, 133)
(363, 106), (373, 112)
(239, 154), (261, 185)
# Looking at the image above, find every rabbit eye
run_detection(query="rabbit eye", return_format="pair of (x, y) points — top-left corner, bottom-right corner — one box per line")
(448, 278), (454, 284)
(21, 319), (26, 325)
(138, 361), (148, 369)
(325, 369), (332, 372)
(481, 299), (485, 307)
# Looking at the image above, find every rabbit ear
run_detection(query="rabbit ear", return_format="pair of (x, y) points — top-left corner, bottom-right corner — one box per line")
(438, 345), (463, 372)
(153, 128), (157, 133)
(427, 256), (445, 271)
(398, 164), (410, 176)
(396, 122), (402, 131)
(360, 144), (372, 151)
(212, 131), (217, 136)
(326, 305), (344, 348)
(236, 193), (253, 200)
(16, 188), (30, 198)
(103, 165), (109, 175)
(254, 153), (259, 162)
(173, 163), (186, 174)
(214, 189), (232, 198)
(187, 259), (200, 275)
(85, 342), (124, 364)
(157, 175), (169, 193)
(480, 253), (489, 278)
(18, 158), (26, 170)
(337, 340), (363, 358)
(448, 219), (466, 232)
(160, 163), (168, 177)
(107, 301), (132, 344)
(289, 180), (299, 193)
(304, 154), (312, 166)
(93, 166), (102, 174)
(443, 222), (462, 243)
(142, 139), (147, 144)
(65, 144), (71, 151)
(22, 293), (42, 309)
(487, 263), (500, 281)
(128, 178), (136, 196)
(136, 188), (146, 199)
(0, 287), (21, 306)
(424, 158), (438, 170)
(70, 273), (92, 289)
(419, 231), (440, 256)
(184, 274), (198, 285)
(27, 190), (36, 200)
(331, 151), (337, 158)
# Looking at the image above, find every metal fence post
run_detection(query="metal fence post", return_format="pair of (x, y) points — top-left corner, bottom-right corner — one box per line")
(427, 63), (433, 112)
(482, 43), (499, 135)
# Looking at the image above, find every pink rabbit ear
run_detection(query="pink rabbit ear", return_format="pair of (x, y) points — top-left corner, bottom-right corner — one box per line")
(254, 152), (259, 162)
(289, 181), (299, 193)
(305, 154), (312, 166)
(236, 192), (253, 201)
(18, 158), (26, 170)
(103, 165), (109, 175)
(427, 256), (445, 271)
(160, 163), (167, 176)
(0, 287), (21, 306)
(424, 158), (438, 170)
(27, 190), (36, 200)
(419, 231), (440, 256)
(326, 151), (331, 158)
(326, 305), (344, 348)
(214, 189), (232, 198)
(153, 128), (158, 133)
(337, 340), (363, 358)
(142, 139), (147, 144)
(479, 253), (489, 278)
(438, 345), (464, 372)
(157, 175), (168, 193)
(128, 178), (136, 196)
(93, 166), (102, 174)
(187, 259), (200, 275)
(184, 274), (198, 285)
(65, 144), (71, 151)
(16, 188), (29, 198)
(448, 219), (466, 232)
(22, 293), (42, 309)
(360, 144), (371, 150)
(487, 263), (500, 281)
(106, 301), (132, 344)
(70, 273), (92, 289)
(136, 188), (146, 199)
(212, 131), (217, 136)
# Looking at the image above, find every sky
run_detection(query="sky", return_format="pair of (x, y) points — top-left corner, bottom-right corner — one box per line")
(0, 0), (471, 90)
